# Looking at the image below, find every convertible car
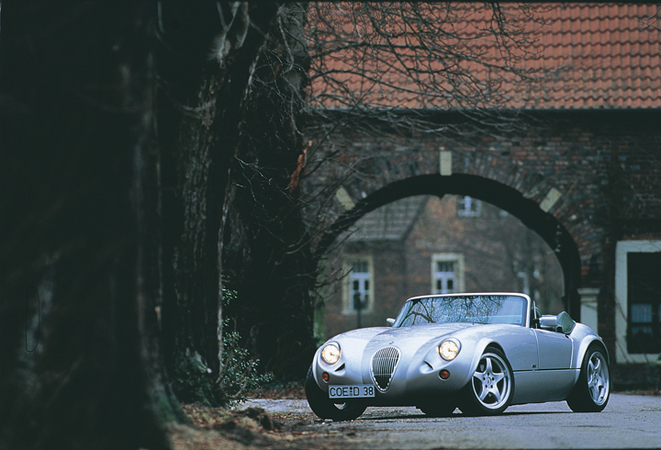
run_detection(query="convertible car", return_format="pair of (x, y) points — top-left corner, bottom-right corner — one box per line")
(306, 293), (610, 420)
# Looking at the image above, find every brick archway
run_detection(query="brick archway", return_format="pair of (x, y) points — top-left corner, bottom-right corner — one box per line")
(315, 173), (582, 319)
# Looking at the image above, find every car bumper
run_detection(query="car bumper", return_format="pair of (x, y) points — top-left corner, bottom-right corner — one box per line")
(312, 350), (472, 406)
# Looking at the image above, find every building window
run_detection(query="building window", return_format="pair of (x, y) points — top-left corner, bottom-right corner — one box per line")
(627, 252), (661, 354)
(432, 254), (464, 294)
(457, 196), (481, 217)
(615, 241), (661, 363)
(343, 257), (373, 314)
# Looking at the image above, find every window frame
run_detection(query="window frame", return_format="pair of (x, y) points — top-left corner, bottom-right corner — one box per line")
(615, 240), (661, 363)
(431, 253), (465, 294)
(457, 195), (482, 217)
(342, 255), (374, 315)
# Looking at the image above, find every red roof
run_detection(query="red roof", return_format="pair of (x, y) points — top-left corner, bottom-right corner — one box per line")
(308, 3), (661, 110)
(516, 3), (661, 109)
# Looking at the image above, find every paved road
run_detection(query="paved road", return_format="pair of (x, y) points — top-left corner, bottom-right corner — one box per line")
(243, 394), (661, 449)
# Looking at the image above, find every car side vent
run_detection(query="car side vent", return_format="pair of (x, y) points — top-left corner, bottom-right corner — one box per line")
(371, 347), (401, 392)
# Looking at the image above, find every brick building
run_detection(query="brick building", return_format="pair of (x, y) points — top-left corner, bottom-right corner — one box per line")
(306, 4), (661, 387)
(323, 195), (564, 338)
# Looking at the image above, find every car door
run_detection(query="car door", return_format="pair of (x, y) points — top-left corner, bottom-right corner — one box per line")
(532, 328), (575, 401)
(534, 329), (572, 369)
(512, 327), (574, 404)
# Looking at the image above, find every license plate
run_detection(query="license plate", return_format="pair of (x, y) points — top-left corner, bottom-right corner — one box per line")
(328, 384), (375, 399)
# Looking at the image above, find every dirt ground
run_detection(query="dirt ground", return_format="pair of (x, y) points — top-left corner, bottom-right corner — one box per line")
(168, 386), (334, 450)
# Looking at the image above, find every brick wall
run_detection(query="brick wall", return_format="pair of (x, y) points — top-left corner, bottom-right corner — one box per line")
(306, 110), (660, 288)
(323, 195), (565, 338)
(306, 109), (661, 380)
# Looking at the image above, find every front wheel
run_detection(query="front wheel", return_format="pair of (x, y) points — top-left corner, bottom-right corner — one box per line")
(566, 346), (610, 412)
(304, 366), (366, 421)
(459, 347), (514, 416)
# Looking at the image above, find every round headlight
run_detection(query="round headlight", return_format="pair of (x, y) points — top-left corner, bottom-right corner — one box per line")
(439, 339), (460, 361)
(321, 343), (341, 365)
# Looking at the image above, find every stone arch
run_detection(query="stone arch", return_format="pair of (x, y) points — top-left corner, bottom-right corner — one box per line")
(315, 173), (582, 319)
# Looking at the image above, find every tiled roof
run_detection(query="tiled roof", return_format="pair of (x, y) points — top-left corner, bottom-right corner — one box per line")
(346, 196), (427, 242)
(309, 3), (661, 110)
(512, 3), (661, 109)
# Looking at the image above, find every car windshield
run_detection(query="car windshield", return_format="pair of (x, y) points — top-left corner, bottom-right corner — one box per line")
(394, 294), (528, 328)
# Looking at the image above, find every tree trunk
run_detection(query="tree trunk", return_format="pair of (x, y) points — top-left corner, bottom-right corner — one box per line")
(155, 2), (286, 401)
(1, 3), (176, 449)
(221, 4), (318, 379)
(2, 8), (318, 450)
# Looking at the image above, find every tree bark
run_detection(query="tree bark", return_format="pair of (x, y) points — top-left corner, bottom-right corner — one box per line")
(1, 3), (175, 449)
(2, 9), (319, 450)
(221, 4), (318, 379)
(155, 2), (288, 401)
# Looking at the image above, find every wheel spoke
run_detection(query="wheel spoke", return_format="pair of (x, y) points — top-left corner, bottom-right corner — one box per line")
(587, 372), (597, 388)
(587, 354), (608, 403)
(478, 384), (489, 401)
(484, 357), (493, 374)
(490, 385), (503, 403)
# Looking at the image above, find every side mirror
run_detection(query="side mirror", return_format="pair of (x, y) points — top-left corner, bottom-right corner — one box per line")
(539, 313), (576, 335)
(539, 315), (558, 330)
(386, 318), (395, 326)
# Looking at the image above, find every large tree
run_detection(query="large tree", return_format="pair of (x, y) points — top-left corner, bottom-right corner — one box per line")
(2, 4), (175, 448)
(1, 2), (292, 448)
(1, 2), (556, 448)
(153, 1), (306, 402)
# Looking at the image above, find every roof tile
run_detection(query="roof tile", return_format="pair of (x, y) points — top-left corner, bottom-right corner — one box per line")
(311, 4), (661, 110)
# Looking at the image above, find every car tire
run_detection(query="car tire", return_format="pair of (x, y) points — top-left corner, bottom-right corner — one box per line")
(304, 366), (367, 421)
(459, 347), (514, 416)
(566, 345), (610, 412)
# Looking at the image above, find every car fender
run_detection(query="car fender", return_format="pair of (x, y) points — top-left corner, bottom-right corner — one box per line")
(572, 326), (609, 369)
(454, 337), (503, 389)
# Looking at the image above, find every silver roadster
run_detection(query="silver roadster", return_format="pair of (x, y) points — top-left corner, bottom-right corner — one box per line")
(306, 293), (610, 420)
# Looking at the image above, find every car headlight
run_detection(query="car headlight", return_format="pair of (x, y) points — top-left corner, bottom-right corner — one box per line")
(321, 343), (341, 365)
(439, 339), (461, 361)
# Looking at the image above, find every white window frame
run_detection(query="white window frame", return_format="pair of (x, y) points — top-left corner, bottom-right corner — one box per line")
(431, 253), (465, 294)
(343, 255), (374, 315)
(457, 196), (482, 217)
(615, 240), (661, 364)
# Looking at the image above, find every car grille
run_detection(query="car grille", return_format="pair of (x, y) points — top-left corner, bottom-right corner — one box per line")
(371, 347), (400, 392)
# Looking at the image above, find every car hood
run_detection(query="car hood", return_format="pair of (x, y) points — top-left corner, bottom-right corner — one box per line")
(333, 323), (474, 357)
(368, 322), (473, 348)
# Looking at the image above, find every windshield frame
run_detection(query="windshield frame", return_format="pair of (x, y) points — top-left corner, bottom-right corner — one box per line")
(392, 293), (532, 328)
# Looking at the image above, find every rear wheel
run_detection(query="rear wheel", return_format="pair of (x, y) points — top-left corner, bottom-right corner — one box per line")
(304, 366), (366, 421)
(566, 346), (610, 412)
(459, 347), (514, 416)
